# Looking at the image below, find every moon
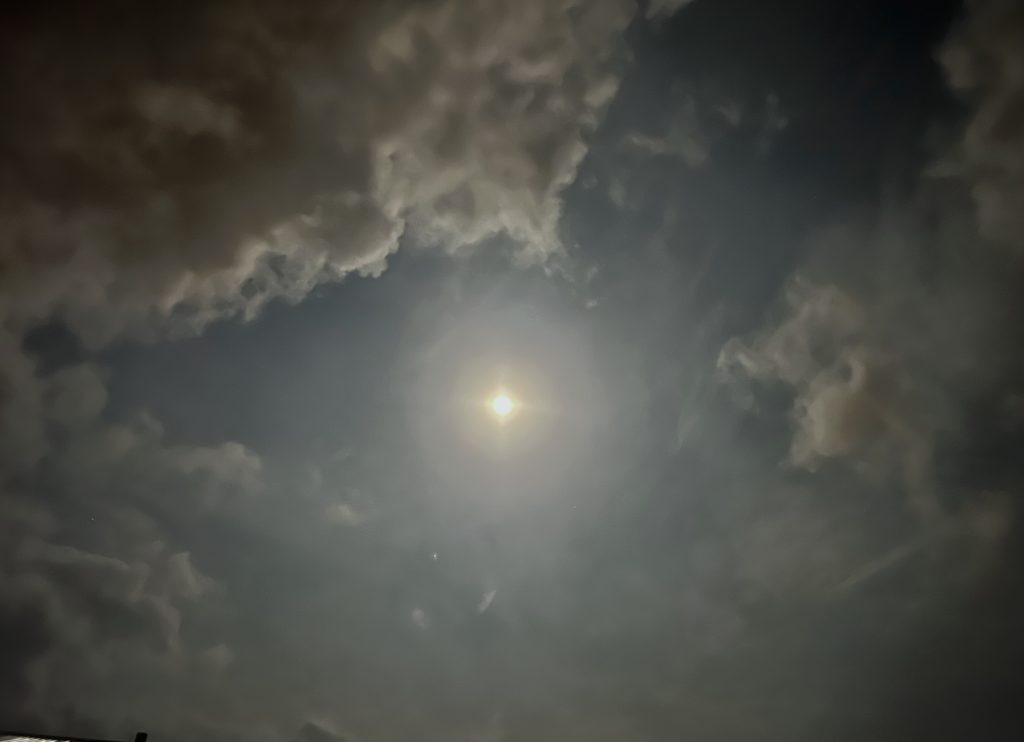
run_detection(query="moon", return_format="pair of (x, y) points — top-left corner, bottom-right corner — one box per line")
(488, 391), (517, 420)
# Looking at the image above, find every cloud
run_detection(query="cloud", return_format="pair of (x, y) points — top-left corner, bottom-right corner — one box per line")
(718, 201), (1023, 529)
(940, 0), (1024, 251)
(645, 0), (697, 21)
(162, 551), (217, 602)
(45, 363), (109, 430)
(0, 0), (632, 348)
(624, 96), (711, 168)
(200, 642), (236, 673)
(0, 347), (262, 738)
(324, 503), (365, 528)
(292, 722), (349, 742)
(0, 516), (220, 730)
(718, 278), (930, 491)
(411, 607), (430, 630)
(0, 329), (47, 473)
(477, 589), (498, 613)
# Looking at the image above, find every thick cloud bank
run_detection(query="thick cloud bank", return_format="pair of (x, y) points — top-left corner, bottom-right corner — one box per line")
(0, 0), (630, 346)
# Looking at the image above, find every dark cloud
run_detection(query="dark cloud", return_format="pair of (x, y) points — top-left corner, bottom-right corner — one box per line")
(45, 363), (109, 430)
(0, 329), (47, 471)
(712, 95), (1024, 696)
(719, 278), (934, 498)
(292, 724), (348, 742)
(0, 351), (262, 738)
(941, 0), (1024, 251)
(644, 0), (696, 21)
(0, 0), (631, 346)
(719, 199), (1022, 519)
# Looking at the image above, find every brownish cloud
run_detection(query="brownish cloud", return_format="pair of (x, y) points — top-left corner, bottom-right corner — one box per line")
(0, 0), (631, 346)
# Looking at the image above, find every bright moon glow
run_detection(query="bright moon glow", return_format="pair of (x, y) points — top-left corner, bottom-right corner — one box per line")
(489, 392), (516, 418)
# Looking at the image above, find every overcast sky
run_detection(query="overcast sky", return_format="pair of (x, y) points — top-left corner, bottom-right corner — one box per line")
(2, 1), (1024, 741)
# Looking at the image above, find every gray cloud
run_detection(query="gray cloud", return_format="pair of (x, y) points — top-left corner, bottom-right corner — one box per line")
(0, 329), (47, 472)
(940, 0), (1024, 251)
(718, 201), (1020, 562)
(645, 0), (697, 21)
(0, 349), (263, 739)
(0, 511), (220, 735)
(292, 723), (349, 742)
(624, 95), (711, 168)
(718, 279), (928, 494)
(45, 363), (109, 430)
(0, 0), (631, 347)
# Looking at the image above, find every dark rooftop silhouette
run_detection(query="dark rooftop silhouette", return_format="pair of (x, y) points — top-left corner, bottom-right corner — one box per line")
(0, 732), (146, 742)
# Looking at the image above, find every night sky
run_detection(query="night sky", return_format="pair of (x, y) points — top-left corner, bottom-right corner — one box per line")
(2, 1), (1024, 741)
